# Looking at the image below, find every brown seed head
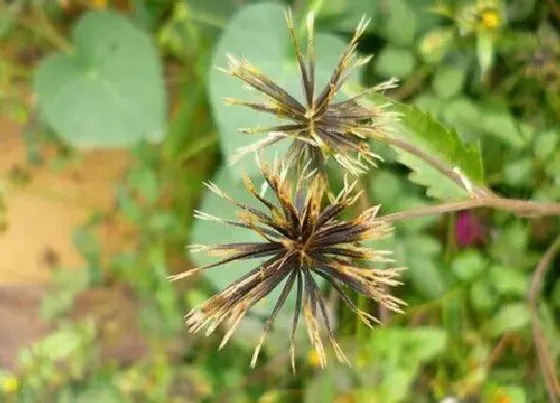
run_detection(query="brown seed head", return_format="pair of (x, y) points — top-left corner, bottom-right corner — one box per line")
(223, 10), (399, 177)
(170, 160), (405, 371)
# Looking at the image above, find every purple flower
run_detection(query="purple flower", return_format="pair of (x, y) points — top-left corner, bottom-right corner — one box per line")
(455, 211), (487, 248)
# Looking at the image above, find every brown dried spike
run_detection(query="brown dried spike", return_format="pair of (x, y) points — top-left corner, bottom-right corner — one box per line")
(224, 9), (399, 176)
(173, 160), (405, 370)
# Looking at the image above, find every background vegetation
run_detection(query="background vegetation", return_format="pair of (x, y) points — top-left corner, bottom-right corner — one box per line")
(1, 0), (559, 402)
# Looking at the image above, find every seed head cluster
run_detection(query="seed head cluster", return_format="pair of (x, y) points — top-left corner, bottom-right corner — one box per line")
(172, 8), (405, 370)
(224, 11), (398, 176)
(170, 160), (405, 370)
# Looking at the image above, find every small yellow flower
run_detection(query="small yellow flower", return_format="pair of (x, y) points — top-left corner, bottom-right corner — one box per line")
(1, 376), (18, 393)
(90, 0), (108, 8)
(481, 10), (500, 30)
(307, 349), (322, 368)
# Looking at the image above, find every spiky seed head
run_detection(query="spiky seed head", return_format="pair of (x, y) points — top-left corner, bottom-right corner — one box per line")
(223, 9), (399, 178)
(170, 159), (405, 371)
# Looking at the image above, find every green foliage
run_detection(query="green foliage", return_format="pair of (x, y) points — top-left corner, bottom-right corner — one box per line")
(388, 102), (485, 200)
(2, 0), (559, 402)
(375, 47), (416, 79)
(34, 11), (166, 147)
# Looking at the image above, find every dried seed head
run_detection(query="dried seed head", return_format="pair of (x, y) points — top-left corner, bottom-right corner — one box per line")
(171, 160), (405, 371)
(223, 9), (399, 177)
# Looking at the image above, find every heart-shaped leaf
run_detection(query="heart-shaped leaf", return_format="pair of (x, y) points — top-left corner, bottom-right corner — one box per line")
(34, 11), (166, 148)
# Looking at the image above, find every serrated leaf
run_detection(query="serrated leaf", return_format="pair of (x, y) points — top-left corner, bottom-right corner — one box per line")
(34, 11), (166, 148)
(389, 103), (485, 200)
(209, 3), (353, 178)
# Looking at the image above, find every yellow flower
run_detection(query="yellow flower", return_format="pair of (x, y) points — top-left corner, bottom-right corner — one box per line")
(90, 0), (108, 8)
(481, 10), (501, 30)
(1, 376), (18, 393)
(307, 349), (323, 368)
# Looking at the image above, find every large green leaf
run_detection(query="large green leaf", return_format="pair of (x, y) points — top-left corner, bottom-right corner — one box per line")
(389, 102), (486, 201)
(356, 327), (447, 402)
(34, 11), (166, 148)
(319, 0), (379, 32)
(209, 3), (353, 178)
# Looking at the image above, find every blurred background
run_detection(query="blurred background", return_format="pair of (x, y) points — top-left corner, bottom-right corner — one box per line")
(0, 0), (559, 402)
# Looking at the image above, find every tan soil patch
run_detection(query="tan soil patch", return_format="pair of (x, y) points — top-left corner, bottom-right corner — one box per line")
(0, 116), (131, 284)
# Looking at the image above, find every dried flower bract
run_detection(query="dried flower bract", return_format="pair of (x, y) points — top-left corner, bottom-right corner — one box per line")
(170, 160), (405, 371)
(223, 10), (398, 176)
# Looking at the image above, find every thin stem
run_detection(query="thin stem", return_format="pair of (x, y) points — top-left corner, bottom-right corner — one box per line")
(547, 0), (560, 23)
(22, 6), (73, 53)
(390, 66), (433, 101)
(528, 235), (560, 403)
(377, 198), (560, 225)
(357, 176), (389, 323)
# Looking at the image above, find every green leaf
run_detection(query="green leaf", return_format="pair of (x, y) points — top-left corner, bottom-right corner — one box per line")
(432, 65), (466, 99)
(503, 157), (533, 186)
(470, 280), (498, 312)
(476, 101), (527, 149)
(319, 0), (379, 32)
(404, 327), (447, 361)
(418, 28), (455, 64)
(476, 32), (494, 77)
(370, 170), (438, 232)
(383, 0), (417, 46)
(490, 303), (531, 336)
(440, 97), (481, 143)
(359, 327), (446, 402)
(34, 11), (166, 148)
(488, 265), (527, 297)
(452, 249), (486, 281)
(398, 235), (445, 297)
(534, 129), (559, 161)
(387, 102), (485, 200)
(490, 221), (529, 268)
(128, 168), (160, 205)
(501, 386), (527, 403)
(375, 47), (416, 79)
(304, 367), (352, 403)
(209, 3), (351, 178)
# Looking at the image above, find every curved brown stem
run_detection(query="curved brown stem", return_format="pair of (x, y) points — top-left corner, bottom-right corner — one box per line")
(547, 0), (560, 23)
(528, 236), (560, 403)
(377, 198), (560, 224)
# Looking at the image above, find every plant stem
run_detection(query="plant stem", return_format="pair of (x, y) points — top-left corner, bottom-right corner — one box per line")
(528, 235), (560, 403)
(377, 198), (560, 225)
(547, 0), (560, 23)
